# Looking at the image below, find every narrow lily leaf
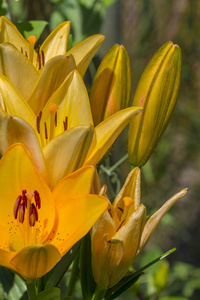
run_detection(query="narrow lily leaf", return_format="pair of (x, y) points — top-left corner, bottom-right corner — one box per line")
(84, 107), (142, 166)
(67, 34), (105, 76)
(80, 233), (96, 299)
(105, 248), (176, 300)
(0, 116), (49, 184)
(40, 21), (70, 64)
(0, 16), (30, 54)
(43, 126), (93, 189)
(37, 287), (61, 300)
(0, 74), (36, 128)
(41, 70), (93, 140)
(45, 242), (80, 288)
(0, 43), (39, 101)
(28, 55), (76, 115)
(0, 268), (27, 300)
(138, 188), (188, 254)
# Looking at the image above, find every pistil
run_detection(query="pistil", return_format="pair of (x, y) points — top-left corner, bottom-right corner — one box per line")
(27, 35), (37, 63)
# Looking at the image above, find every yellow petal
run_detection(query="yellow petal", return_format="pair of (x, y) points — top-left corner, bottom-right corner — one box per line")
(0, 74), (36, 128)
(0, 116), (49, 183)
(138, 188), (188, 255)
(67, 34), (105, 76)
(90, 44), (131, 126)
(40, 21), (70, 65)
(0, 248), (15, 272)
(84, 107), (142, 166)
(51, 194), (108, 255)
(0, 144), (55, 245)
(43, 126), (93, 189)
(0, 43), (39, 100)
(0, 17), (30, 54)
(11, 244), (61, 279)
(113, 167), (141, 215)
(28, 55), (76, 114)
(41, 70), (93, 141)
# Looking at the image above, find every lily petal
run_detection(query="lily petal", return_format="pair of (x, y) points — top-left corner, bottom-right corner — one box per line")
(84, 107), (142, 166)
(0, 116), (49, 183)
(51, 194), (108, 255)
(138, 188), (188, 254)
(40, 21), (70, 64)
(0, 43), (39, 100)
(43, 126), (93, 189)
(0, 74), (36, 128)
(28, 55), (76, 114)
(41, 70), (93, 140)
(67, 34), (105, 77)
(11, 244), (61, 279)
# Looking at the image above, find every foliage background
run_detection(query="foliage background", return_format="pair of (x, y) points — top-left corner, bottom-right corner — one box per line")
(1, 0), (200, 299)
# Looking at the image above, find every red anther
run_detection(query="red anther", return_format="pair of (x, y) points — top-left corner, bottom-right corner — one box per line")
(55, 111), (57, 127)
(19, 202), (25, 223)
(21, 47), (23, 53)
(41, 50), (45, 66)
(37, 45), (41, 70)
(108, 208), (113, 218)
(29, 203), (38, 226)
(44, 122), (48, 140)
(118, 207), (124, 213)
(116, 219), (125, 232)
(34, 190), (41, 209)
(13, 195), (22, 219)
(63, 116), (68, 131)
(36, 111), (42, 134)
(25, 51), (28, 58)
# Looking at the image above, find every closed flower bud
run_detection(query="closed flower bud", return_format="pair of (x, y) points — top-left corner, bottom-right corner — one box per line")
(128, 41), (182, 167)
(90, 44), (131, 126)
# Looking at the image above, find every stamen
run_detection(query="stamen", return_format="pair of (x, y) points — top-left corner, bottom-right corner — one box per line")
(49, 103), (58, 140)
(13, 195), (22, 219)
(37, 46), (41, 70)
(29, 203), (38, 226)
(118, 207), (124, 213)
(116, 219), (125, 232)
(34, 190), (41, 209)
(44, 122), (48, 140)
(108, 208), (113, 218)
(18, 202), (25, 223)
(63, 116), (68, 131)
(21, 47), (23, 53)
(41, 50), (45, 66)
(25, 51), (28, 58)
(36, 111), (42, 134)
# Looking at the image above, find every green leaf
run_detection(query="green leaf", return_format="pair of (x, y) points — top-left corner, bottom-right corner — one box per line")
(0, 267), (27, 300)
(15, 21), (48, 40)
(160, 297), (189, 300)
(105, 248), (176, 300)
(80, 233), (96, 299)
(37, 287), (61, 300)
(44, 242), (80, 289)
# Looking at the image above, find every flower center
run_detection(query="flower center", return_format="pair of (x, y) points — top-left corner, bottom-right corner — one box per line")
(13, 189), (41, 227)
(36, 103), (68, 146)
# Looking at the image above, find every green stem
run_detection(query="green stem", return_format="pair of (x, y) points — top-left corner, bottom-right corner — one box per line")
(66, 251), (80, 297)
(92, 286), (106, 300)
(26, 280), (37, 300)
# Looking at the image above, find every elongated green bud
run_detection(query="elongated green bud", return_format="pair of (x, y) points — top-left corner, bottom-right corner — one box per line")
(90, 44), (131, 126)
(128, 41), (182, 167)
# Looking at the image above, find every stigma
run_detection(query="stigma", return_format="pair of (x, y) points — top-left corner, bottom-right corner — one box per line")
(13, 190), (41, 227)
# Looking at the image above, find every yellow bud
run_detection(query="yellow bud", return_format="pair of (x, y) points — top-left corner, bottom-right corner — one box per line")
(128, 41), (182, 167)
(90, 44), (131, 126)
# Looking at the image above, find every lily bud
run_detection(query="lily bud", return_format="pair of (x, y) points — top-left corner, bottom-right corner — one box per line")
(128, 41), (182, 167)
(90, 44), (131, 126)
(91, 167), (187, 289)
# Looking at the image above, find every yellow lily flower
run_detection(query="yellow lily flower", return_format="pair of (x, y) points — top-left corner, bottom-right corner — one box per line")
(91, 167), (187, 289)
(90, 44), (131, 126)
(0, 68), (141, 188)
(0, 16), (104, 74)
(128, 41), (182, 167)
(0, 144), (108, 280)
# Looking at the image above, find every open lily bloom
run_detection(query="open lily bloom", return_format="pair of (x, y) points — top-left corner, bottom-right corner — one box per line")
(0, 68), (141, 188)
(0, 144), (108, 280)
(91, 167), (187, 289)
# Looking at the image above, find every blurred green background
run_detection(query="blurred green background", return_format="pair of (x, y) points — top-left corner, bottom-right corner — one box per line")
(1, 0), (200, 299)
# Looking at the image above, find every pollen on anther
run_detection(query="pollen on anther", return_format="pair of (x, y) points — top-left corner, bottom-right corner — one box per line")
(63, 116), (68, 131)
(44, 122), (48, 140)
